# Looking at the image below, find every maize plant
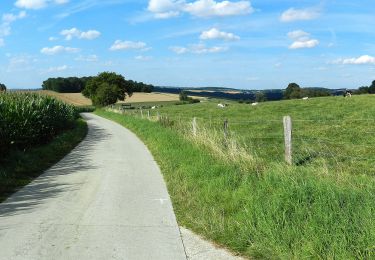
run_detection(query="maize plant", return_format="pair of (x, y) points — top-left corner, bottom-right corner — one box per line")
(0, 92), (77, 156)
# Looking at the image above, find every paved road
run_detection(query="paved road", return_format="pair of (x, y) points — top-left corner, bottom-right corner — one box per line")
(0, 113), (187, 260)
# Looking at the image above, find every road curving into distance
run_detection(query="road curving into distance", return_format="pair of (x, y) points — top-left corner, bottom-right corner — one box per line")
(0, 113), (187, 260)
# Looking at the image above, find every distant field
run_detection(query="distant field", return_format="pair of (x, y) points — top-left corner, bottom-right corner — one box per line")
(37, 90), (92, 106)
(37, 90), (184, 106)
(120, 92), (180, 103)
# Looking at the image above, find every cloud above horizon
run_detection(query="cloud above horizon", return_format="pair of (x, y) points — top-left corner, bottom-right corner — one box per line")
(148, 0), (253, 19)
(288, 30), (319, 49)
(281, 7), (320, 22)
(335, 55), (375, 65)
(40, 45), (80, 55)
(170, 43), (228, 54)
(200, 28), (240, 41)
(15, 0), (69, 10)
(60, 28), (101, 40)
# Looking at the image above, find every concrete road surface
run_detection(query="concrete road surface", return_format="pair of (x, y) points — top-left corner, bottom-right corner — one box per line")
(0, 113), (187, 260)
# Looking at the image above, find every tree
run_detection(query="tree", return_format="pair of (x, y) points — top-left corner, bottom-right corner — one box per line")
(0, 83), (6, 92)
(369, 80), (375, 94)
(92, 83), (122, 106)
(83, 72), (133, 106)
(255, 91), (267, 102)
(284, 83), (301, 99)
(179, 90), (189, 101)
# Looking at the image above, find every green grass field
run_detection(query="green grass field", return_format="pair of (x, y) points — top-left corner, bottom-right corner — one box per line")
(96, 95), (375, 259)
(128, 95), (375, 177)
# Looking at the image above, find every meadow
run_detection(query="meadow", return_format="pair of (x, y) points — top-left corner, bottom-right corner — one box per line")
(97, 94), (375, 259)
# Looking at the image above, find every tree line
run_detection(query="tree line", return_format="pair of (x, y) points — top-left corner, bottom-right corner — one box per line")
(42, 75), (154, 94)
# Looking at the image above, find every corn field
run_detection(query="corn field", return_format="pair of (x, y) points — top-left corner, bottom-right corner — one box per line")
(0, 92), (77, 156)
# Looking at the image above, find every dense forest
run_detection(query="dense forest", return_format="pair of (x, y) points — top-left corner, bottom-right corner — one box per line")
(42, 76), (154, 93)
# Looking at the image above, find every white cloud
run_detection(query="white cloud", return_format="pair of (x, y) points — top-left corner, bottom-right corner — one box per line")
(75, 54), (98, 62)
(148, 0), (253, 19)
(0, 11), (27, 43)
(287, 30), (319, 49)
(15, 0), (69, 9)
(60, 28), (101, 40)
(40, 45), (80, 55)
(184, 0), (253, 17)
(109, 40), (148, 51)
(46, 65), (68, 72)
(49, 36), (58, 41)
(2, 11), (26, 23)
(281, 7), (320, 22)
(200, 28), (240, 41)
(170, 43), (228, 54)
(336, 55), (375, 65)
(289, 39), (319, 49)
(135, 55), (152, 61)
(169, 46), (188, 54)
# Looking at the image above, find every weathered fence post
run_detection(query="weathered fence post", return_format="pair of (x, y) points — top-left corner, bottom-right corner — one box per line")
(283, 116), (292, 165)
(140, 109), (143, 118)
(224, 119), (229, 139)
(192, 117), (197, 136)
(157, 112), (160, 121)
(147, 111), (150, 120)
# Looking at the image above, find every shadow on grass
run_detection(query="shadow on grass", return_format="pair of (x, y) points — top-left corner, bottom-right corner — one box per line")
(0, 116), (111, 217)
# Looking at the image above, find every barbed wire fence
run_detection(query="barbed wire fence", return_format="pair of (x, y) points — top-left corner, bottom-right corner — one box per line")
(108, 106), (375, 175)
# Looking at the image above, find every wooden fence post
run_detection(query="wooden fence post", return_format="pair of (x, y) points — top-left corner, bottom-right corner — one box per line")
(283, 116), (292, 165)
(140, 109), (143, 118)
(157, 112), (160, 121)
(224, 119), (228, 139)
(147, 111), (150, 119)
(192, 117), (197, 136)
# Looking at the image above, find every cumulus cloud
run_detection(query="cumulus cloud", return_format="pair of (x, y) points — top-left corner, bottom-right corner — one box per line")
(335, 55), (375, 65)
(288, 30), (319, 49)
(109, 40), (148, 51)
(200, 28), (240, 41)
(148, 0), (253, 19)
(60, 28), (101, 40)
(170, 43), (228, 54)
(281, 7), (320, 22)
(40, 45), (80, 55)
(15, 0), (69, 9)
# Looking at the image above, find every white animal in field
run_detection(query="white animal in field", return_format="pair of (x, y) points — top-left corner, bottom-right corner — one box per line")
(151, 106), (156, 109)
(302, 97), (309, 100)
(251, 102), (258, 106)
(217, 103), (225, 108)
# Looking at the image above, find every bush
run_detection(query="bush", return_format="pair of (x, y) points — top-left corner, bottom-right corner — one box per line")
(0, 92), (77, 156)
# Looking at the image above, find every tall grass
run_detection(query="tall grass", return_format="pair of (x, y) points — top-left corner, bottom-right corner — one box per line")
(0, 92), (77, 156)
(96, 106), (375, 259)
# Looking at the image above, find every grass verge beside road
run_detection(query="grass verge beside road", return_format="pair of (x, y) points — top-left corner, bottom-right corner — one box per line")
(96, 109), (375, 259)
(0, 119), (88, 202)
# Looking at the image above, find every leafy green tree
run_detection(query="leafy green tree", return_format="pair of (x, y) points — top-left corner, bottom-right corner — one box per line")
(0, 83), (7, 92)
(83, 72), (133, 106)
(369, 80), (375, 94)
(284, 83), (301, 99)
(92, 83), (122, 106)
(179, 90), (189, 101)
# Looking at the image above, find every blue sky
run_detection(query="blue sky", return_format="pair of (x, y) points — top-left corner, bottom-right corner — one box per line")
(1, 0), (375, 89)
